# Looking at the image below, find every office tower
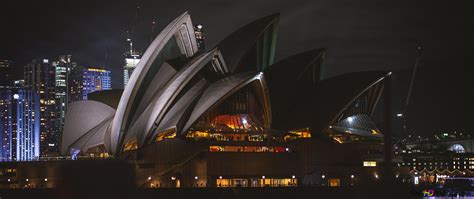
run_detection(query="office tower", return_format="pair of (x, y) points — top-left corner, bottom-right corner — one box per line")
(15, 89), (40, 161)
(0, 60), (13, 86)
(52, 55), (78, 136)
(82, 68), (112, 100)
(24, 59), (58, 156)
(123, 36), (141, 87)
(194, 24), (205, 53)
(68, 65), (84, 103)
(0, 89), (13, 161)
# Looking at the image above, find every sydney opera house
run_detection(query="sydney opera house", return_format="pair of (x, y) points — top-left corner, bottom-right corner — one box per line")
(1, 12), (403, 189)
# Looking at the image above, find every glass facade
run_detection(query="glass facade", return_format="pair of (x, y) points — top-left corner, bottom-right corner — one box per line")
(15, 90), (40, 161)
(0, 90), (13, 161)
(82, 68), (112, 100)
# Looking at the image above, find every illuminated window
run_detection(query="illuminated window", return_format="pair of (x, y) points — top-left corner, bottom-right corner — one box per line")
(123, 139), (138, 151)
(363, 161), (377, 167)
(328, 178), (341, 187)
(154, 128), (176, 142)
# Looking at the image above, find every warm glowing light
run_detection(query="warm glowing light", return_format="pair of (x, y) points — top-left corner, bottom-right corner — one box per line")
(44, 178), (48, 182)
(194, 176), (199, 180)
(350, 175), (354, 179)
(292, 175), (296, 179)
(262, 176), (265, 179)
(26, 178), (29, 182)
(363, 161), (377, 167)
(148, 176), (152, 181)
(219, 176), (222, 179)
(171, 176), (176, 180)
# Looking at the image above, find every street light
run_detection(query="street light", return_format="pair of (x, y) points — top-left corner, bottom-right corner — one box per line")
(321, 175), (326, 179)
(350, 175), (355, 179)
(292, 175), (296, 179)
(194, 176), (199, 180)
(397, 113), (403, 117)
(147, 176), (152, 181)
(44, 178), (48, 182)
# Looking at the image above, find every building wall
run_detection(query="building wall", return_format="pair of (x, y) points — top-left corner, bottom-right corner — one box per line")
(82, 68), (111, 100)
(24, 59), (58, 157)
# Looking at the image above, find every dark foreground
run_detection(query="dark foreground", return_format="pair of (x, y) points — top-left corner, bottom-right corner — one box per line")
(1, 185), (419, 199)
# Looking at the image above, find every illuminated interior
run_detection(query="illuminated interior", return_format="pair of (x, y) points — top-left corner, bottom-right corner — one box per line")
(84, 145), (110, 158)
(123, 138), (138, 152)
(284, 128), (312, 141)
(209, 145), (288, 152)
(153, 128), (177, 142)
(216, 178), (297, 187)
(187, 84), (272, 142)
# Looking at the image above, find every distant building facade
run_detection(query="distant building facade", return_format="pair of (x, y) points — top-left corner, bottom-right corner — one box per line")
(123, 53), (141, 87)
(52, 55), (78, 136)
(0, 60), (13, 86)
(194, 24), (205, 53)
(82, 68), (112, 100)
(24, 59), (58, 156)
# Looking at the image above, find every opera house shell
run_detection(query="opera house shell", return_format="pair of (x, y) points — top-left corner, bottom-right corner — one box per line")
(61, 12), (393, 187)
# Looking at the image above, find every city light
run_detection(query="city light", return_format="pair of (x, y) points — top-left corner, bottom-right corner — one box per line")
(350, 175), (354, 179)
(44, 178), (48, 182)
(347, 116), (353, 123)
(262, 176), (265, 179)
(219, 176), (222, 179)
(171, 176), (176, 180)
(148, 176), (152, 180)
(194, 176), (199, 180)
(26, 178), (29, 182)
(292, 175), (296, 179)
(321, 175), (325, 179)
(397, 113), (403, 117)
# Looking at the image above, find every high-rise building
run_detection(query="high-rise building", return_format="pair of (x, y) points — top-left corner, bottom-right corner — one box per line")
(1, 82), (41, 162)
(0, 60), (13, 86)
(68, 65), (84, 103)
(0, 89), (14, 161)
(52, 55), (78, 136)
(194, 24), (205, 53)
(82, 68), (112, 100)
(123, 37), (141, 87)
(24, 59), (58, 157)
(15, 89), (41, 161)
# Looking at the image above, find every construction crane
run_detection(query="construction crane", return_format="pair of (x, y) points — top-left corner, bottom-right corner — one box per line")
(399, 44), (422, 139)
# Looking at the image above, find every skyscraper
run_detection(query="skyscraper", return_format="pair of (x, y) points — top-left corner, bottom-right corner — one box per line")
(52, 55), (78, 135)
(82, 68), (112, 100)
(24, 59), (58, 156)
(194, 24), (205, 53)
(123, 37), (141, 87)
(15, 89), (40, 161)
(0, 89), (14, 161)
(68, 65), (84, 103)
(0, 60), (13, 86)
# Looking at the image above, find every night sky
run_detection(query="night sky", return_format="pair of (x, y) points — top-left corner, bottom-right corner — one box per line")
(1, 0), (473, 136)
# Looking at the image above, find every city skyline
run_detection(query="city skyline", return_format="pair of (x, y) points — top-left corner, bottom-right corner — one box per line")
(1, 0), (472, 136)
